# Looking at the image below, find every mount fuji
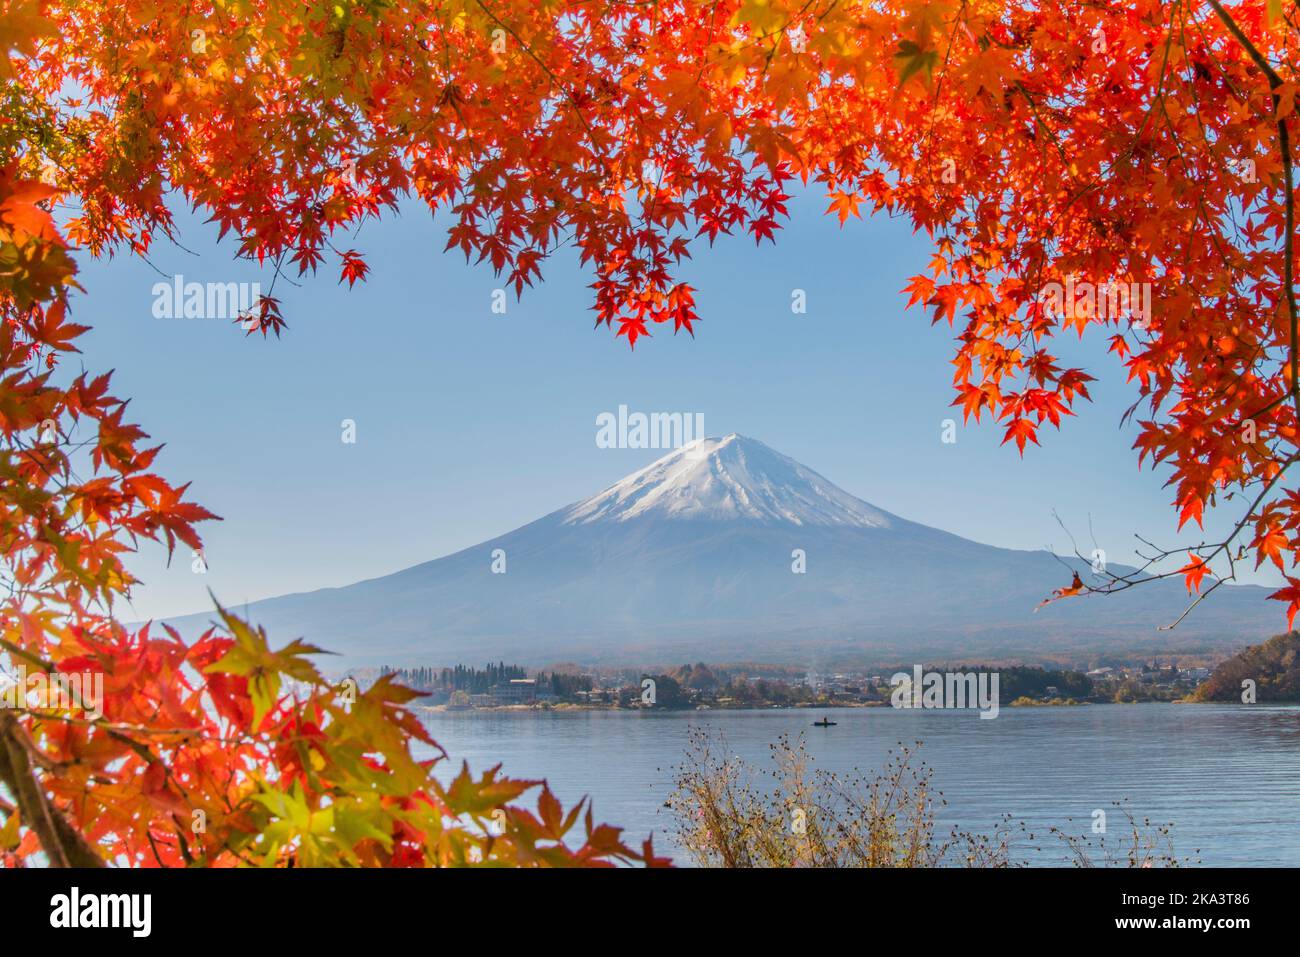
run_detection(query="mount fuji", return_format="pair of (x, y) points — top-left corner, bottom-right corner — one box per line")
(161, 435), (1278, 666)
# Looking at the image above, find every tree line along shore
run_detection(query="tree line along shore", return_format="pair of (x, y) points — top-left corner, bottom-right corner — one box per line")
(356, 633), (1300, 712)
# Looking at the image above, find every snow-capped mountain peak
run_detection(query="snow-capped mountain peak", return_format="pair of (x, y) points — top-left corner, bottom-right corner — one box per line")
(157, 432), (1277, 667)
(560, 434), (892, 527)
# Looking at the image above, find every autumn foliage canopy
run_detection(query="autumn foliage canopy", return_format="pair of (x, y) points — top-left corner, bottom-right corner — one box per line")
(3, 0), (1300, 864)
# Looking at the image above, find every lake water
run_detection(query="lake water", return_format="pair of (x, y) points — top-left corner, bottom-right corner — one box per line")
(421, 703), (1300, 866)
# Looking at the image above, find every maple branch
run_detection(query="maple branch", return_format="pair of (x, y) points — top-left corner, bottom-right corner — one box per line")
(0, 713), (103, 867)
(1012, 81), (1072, 174)
(1049, 449), (1300, 627)
(1158, 574), (1231, 632)
(472, 0), (610, 176)
(1208, 0), (1300, 420)
(0, 636), (53, 673)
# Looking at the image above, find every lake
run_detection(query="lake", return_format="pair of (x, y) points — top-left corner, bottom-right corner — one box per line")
(421, 703), (1300, 866)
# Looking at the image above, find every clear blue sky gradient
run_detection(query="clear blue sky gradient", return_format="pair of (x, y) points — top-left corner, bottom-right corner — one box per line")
(63, 185), (1275, 622)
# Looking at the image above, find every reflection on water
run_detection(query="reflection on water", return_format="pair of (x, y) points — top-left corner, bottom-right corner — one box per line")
(419, 703), (1300, 866)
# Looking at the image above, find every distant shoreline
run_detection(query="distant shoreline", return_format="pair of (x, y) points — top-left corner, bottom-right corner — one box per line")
(418, 697), (1256, 715)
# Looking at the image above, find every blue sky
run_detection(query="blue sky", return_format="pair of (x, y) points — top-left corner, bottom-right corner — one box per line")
(64, 185), (1274, 622)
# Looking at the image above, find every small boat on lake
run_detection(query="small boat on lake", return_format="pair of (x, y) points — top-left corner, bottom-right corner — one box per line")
(812, 718), (837, 727)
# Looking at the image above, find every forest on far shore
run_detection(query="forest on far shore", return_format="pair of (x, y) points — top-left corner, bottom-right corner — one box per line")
(1189, 633), (1300, 702)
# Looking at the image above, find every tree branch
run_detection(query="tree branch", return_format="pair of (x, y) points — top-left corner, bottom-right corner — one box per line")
(1208, 0), (1300, 419)
(0, 714), (103, 867)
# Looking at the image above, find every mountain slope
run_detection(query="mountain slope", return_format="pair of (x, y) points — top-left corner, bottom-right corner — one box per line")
(160, 435), (1280, 666)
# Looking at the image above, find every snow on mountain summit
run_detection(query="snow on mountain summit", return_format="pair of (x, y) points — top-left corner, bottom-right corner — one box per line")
(560, 434), (892, 527)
